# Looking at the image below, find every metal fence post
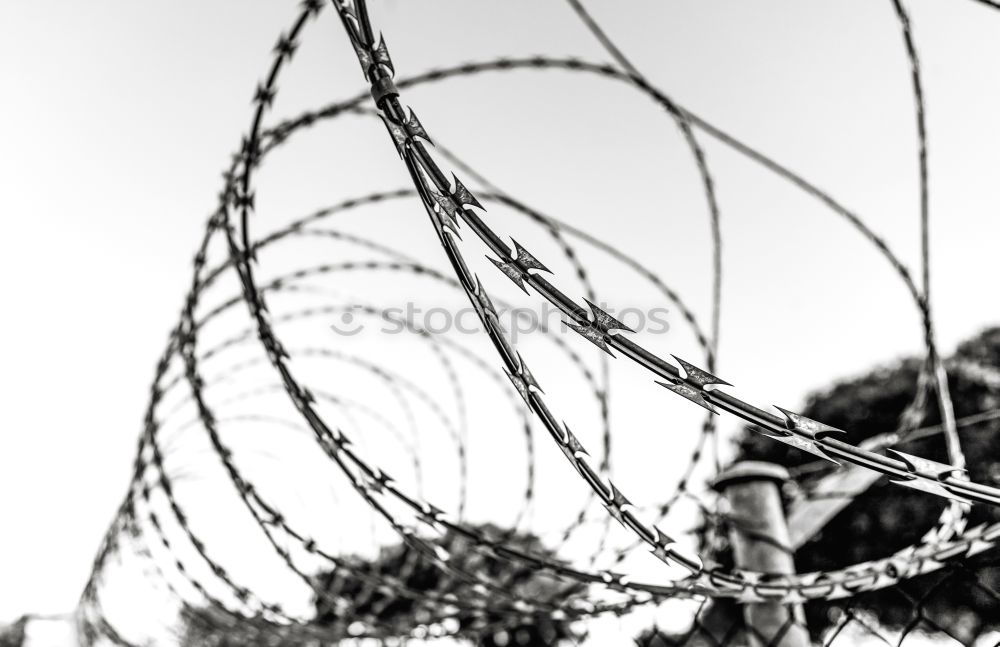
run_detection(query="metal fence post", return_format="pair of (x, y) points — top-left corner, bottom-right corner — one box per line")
(712, 461), (810, 647)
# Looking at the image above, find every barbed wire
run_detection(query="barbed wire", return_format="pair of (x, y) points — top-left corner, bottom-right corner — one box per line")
(48, 1), (1000, 646)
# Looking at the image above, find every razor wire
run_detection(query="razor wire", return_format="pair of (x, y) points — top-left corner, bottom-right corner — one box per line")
(63, 1), (1000, 646)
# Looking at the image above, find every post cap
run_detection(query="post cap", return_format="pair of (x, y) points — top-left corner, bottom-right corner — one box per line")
(711, 461), (790, 492)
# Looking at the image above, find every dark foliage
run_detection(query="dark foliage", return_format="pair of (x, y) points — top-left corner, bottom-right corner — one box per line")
(644, 327), (1000, 645)
(0, 617), (27, 647)
(179, 606), (321, 647)
(181, 523), (586, 646)
(313, 523), (586, 646)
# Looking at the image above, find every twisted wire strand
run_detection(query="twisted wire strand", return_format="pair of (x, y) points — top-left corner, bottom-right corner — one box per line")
(281, 56), (957, 503)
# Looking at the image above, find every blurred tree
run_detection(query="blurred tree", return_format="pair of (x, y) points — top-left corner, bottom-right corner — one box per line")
(638, 327), (1000, 645)
(181, 523), (586, 646)
(0, 616), (27, 647)
(179, 605), (325, 647)
(313, 522), (586, 646)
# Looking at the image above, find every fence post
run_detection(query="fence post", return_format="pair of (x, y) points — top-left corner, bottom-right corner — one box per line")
(712, 461), (810, 647)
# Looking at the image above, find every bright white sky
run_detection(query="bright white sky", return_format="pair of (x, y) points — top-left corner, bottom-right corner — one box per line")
(2, 1), (999, 643)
